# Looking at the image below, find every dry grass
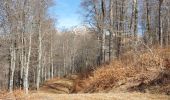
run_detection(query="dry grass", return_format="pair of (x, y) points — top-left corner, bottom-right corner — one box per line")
(83, 48), (170, 94)
(0, 90), (28, 100)
(5, 92), (169, 100)
(83, 61), (135, 92)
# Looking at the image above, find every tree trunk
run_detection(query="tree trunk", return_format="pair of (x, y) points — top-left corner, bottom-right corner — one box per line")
(9, 43), (16, 92)
(133, 0), (138, 37)
(101, 0), (106, 63)
(36, 21), (42, 90)
(50, 34), (54, 79)
(23, 33), (32, 94)
(158, 0), (163, 47)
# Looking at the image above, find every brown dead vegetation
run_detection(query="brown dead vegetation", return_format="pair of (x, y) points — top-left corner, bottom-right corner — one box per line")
(82, 48), (170, 95)
(0, 90), (28, 100)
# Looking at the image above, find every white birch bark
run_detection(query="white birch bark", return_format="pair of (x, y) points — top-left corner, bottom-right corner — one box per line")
(36, 22), (42, 90)
(9, 43), (16, 92)
(23, 33), (32, 94)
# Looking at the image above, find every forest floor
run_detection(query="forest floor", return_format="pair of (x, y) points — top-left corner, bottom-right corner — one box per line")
(1, 77), (169, 100)
(31, 78), (169, 100)
(27, 92), (169, 100)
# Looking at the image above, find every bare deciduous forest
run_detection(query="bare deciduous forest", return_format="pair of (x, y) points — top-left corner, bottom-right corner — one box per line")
(0, 0), (170, 100)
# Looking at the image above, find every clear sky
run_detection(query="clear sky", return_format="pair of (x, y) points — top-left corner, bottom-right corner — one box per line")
(48, 0), (82, 29)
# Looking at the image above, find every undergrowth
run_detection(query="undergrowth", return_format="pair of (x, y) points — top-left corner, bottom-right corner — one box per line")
(83, 48), (170, 94)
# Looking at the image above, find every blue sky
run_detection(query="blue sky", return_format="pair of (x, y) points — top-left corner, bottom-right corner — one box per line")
(48, 0), (82, 29)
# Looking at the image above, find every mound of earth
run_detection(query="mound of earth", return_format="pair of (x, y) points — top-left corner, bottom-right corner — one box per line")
(40, 78), (74, 94)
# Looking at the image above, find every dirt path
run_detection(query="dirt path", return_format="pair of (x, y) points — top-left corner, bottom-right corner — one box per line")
(26, 76), (169, 100)
(2, 75), (169, 100)
(1, 77), (169, 100)
(1, 91), (169, 100)
(27, 92), (170, 100)
(40, 78), (75, 94)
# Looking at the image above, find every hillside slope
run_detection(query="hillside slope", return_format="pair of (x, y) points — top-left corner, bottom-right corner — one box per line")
(82, 49), (170, 95)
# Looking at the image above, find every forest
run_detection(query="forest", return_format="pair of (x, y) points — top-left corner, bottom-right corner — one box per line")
(0, 0), (169, 99)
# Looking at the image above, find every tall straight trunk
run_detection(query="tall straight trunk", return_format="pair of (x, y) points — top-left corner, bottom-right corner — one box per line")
(23, 33), (32, 94)
(20, 0), (27, 89)
(118, 0), (125, 58)
(158, 0), (163, 47)
(48, 56), (51, 79)
(41, 61), (44, 82)
(93, 1), (102, 65)
(51, 56), (54, 79)
(146, 0), (150, 33)
(145, 0), (150, 44)
(130, 1), (134, 31)
(63, 42), (66, 75)
(41, 53), (46, 82)
(50, 33), (54, 79)
(160, 20), (163, 47)
(108, 32), (112, 62)
(133, 0), (138, 37)
(9, 43), (16, 92)
(44, 61), (47, 81)
(20, 32), (24, 90)
(36, 21), (42, 90)
(101, 0), (106, 63)
(108, 0), (114, 62)
(102, 31), (105, 62)
(115, 0), (120, 58)
(65, 40), (69, 75)
(158, 0), (161, 45)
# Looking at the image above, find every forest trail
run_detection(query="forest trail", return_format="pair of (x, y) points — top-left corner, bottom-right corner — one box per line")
(28, 92), (170, 100)
(26, 76), (169, 100)
(1, 76), (169, 100)
(39, 75), (86, 94)
(40, 78), (75, 94)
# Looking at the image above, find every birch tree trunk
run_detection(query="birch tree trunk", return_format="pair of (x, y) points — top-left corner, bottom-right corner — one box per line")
(23, 33), (32, 94)
(20, 32), (24, 89)
(9, 43), (16, 92)
(36, 21), (42, 90)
